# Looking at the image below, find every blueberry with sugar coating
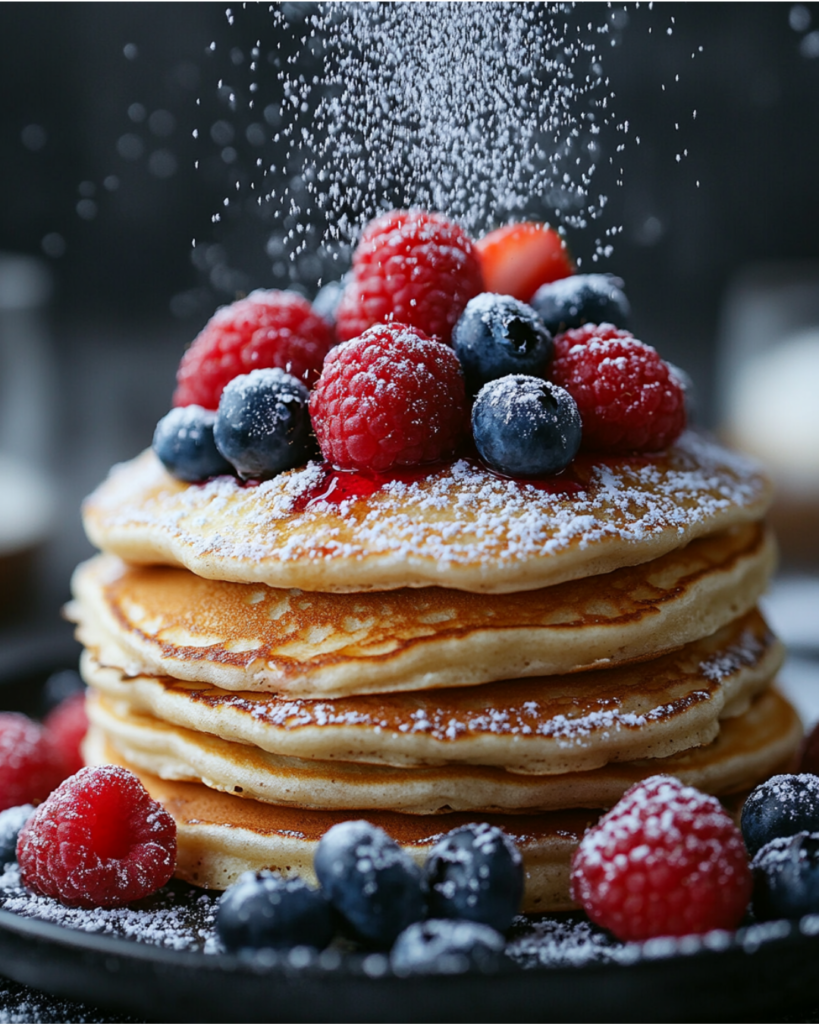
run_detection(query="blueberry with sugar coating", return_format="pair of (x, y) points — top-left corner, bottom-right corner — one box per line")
(314, 820), (426, 946)
(452, 293), (553, 398)
(214, 368), (313, 480)
(752, 832), (819, 920)
(425, 823), (524, 932)
(153, 405), (233, 482)
(472, 375), (582, 477)
(391, 918), (506, 976)
(216, 871), (333, 952)
(741, 774), (819, 857)
(530, 273), (630, 335)
(0, 804), (35, 864)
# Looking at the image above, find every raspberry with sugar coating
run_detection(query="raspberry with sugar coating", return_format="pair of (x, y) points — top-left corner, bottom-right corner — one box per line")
(0, 713), (65, 812)
(550, 324), (686, 452)
(173, 289), (334, 409)
(570, 775), (751, 941)
(18, 765), (177, 908)
(309, 322), (467, 472)
(335, 210), (484, 344)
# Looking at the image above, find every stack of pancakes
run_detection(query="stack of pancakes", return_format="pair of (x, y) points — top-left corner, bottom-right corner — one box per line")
(72, 430), (799, 911)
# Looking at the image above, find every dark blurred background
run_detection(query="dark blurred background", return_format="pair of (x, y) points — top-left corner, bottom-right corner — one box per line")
(1, 1), (818, 643)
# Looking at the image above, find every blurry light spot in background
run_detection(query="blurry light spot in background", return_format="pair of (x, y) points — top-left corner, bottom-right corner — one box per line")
(246, 123), (266, 146)
(790, 4), (811, 32)
(800, 31), (819, 58)
(21, 124), (46, 152)
(148, 109), (176, 137)
(117, 133), (144, 160)
(174, 62), (200, 91)
(76, 199), (97, 221)
(128, 103), (146, 123)
(263, 104), (282, 127)
(210, 120), (234, 145)
(41, 233), (66, 258)
(230, 48), (244, 66)
(78, 181), (96, 198)
(148, 150), (177, 179)
(123, 42), (138, 60)
(103, 175), (120, 192)
(634, 215), (664, 246)
(221, 147), (237, 165)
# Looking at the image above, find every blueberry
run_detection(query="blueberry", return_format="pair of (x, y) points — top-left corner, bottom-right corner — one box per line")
(216, 870), (333, 952)
(752, 832), (819, 920)
(530, 274), (630, 335)
(741, 775), (819, 857)
(471, 375), (582, 477)
(424, 823), (524, 933)
(214, 368), (313, 480)
(153, 405), (233, 482)
(314, 820), (426, 947)
(312, 279), (345, 326)
(452, 293), (553, 397)
(391, 919), (506, 976)
(0, 805), (35, 864)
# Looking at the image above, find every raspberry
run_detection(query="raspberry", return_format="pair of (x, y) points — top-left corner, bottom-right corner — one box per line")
(0, 713), (65, 812)
(335, 210), (484, 345)
(43, 692), (89, 778)
(570, 776), (751, 941)
(550, 324), (686, 453)
(18, 765), (177, 908)
(173, 290), (334, 409)
(475, 222), (573, 303)
(309, 323), (467, 472)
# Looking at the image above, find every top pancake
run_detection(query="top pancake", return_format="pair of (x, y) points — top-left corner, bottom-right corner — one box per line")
(82, 431), (771, 593)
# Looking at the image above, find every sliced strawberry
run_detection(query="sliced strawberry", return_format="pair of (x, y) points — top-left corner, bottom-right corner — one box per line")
(476, 223), (574, 303)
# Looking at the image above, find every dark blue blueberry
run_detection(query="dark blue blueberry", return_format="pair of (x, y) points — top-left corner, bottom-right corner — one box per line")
(391, 919), (506, 976)
(312, 279), (345, 326)
(216, 870), (333, 952)
(530, 273), (630, 335)
(214, 368), (313, 480)
(314, 820), (426, 947)
(452, 293), (553, 398)
(153, 405), (233, 483)
(741, 774), (819, 857)
(471, 375), (582, 477)
(424, 823), (523, 933)
(752, 832), (819, 920)
(0, 805), (35, 864)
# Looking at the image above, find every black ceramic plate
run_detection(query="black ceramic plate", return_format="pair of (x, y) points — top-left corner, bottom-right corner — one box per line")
(2, 638), (819, 1024)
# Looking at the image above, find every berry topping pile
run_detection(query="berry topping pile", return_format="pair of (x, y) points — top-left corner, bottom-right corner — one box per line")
(173, 289), (334, 409)
(0, 713), (66, 812)
(571, 776), (752, 941)
(472, 376), (582, 478)
(475, 222), (573, 303)
(452, 293), (553, 398)
(531, 273), (630, 336)
(309, 323), (467, 472)
(152, 209), (690, 485)
(17, 765), (177, 909)
(335, 210), (484, 344)
(550, 325), (687, 453)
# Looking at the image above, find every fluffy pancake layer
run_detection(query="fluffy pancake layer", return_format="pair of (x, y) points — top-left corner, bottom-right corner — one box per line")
(70, 521), (776, 697)
(80, 608), (784, 773)
(86, 688), (801, 815)
(81, 432), (772, 594)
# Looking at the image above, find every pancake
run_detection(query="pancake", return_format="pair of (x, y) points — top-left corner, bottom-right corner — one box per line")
(83, 729), (601, 912)
(81, 608), (784, 773)
(70, 522), (775, 697)
(86, 688), (801, 815)
(81, 431), (772, 594)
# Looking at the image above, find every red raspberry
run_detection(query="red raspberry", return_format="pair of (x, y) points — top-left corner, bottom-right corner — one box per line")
(0, 713), (65, 812)
(309, 322), (467, 472)
(173, 290), (334, 409)
(335, 210), (484, 345)
(17, 765), (176, 908)
(570, 776), (751, 941)
(550, 324), (686, 452)
(44, 692), (89, 778)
